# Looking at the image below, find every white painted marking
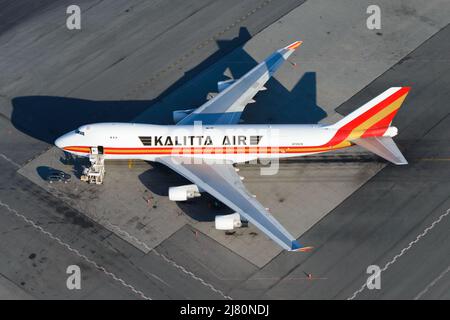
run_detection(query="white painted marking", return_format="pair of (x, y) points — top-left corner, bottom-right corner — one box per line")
(348, 208), (450, 300)
(0, 153), (21, 169)
(414, 265), (450, 300)
(0, 200), (151, 300)
(106, 222), (232, 300)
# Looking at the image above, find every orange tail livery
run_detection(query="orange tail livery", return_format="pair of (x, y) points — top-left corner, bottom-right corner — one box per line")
(330, 87), (410, 165)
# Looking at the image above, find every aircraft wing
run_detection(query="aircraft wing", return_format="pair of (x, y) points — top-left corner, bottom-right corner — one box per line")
(156, 156), (312, 252)
(177, 41), (302, 125)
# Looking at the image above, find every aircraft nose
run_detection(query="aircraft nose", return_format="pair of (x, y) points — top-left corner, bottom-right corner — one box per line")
(54, 135), (67, 149)
(54, 137), (63, 149)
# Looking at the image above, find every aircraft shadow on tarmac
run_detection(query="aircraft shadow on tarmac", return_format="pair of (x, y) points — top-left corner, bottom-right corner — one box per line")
(11, 27), (327, 222)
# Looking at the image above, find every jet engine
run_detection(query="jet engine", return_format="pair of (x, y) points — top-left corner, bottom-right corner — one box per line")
(168, 184), (201, 201)
(215, 213), (242, 230)
(173, 108), (195, 123)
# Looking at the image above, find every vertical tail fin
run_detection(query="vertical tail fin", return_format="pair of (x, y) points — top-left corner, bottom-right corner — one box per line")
(331, 87), (411, 165)
(331, 87), (410, 138)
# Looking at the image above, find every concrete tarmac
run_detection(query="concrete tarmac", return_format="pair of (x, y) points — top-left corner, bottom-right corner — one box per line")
(232, 23), (450, 300)
(0, 0), (304, 299)
(1, 0), (449, 299)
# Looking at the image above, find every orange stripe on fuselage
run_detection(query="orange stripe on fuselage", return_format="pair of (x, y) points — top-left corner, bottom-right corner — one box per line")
(64, 146), (91, 153)
(63, 144), (352, 155)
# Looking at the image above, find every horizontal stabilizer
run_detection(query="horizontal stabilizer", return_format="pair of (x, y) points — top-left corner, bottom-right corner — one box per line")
(353, 136), (408, 165)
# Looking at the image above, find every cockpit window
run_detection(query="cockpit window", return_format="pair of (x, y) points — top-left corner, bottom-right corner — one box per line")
(75, 129), (85, 136)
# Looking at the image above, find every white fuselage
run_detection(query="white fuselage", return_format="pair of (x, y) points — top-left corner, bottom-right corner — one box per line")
(55, 122), (360, 163)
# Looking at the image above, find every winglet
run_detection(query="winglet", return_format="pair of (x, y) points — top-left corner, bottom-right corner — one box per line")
(285, 40), (303, 50)
(290, 240), (313, 252)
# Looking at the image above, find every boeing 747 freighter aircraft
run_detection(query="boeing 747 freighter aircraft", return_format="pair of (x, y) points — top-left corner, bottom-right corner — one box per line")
(55, 41), (410, 252)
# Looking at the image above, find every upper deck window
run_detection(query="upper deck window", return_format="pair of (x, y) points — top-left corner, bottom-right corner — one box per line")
(75, 129), (85, 136)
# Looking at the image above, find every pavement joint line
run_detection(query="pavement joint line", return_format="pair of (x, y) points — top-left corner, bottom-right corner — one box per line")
(0, 153), (21, 169)
(0, 199), (152, 300)
(105, 221), (233, 300)
(24, 145), (53, 165)
(105, 221), (327, 282)
(414, 264), (450, 300)
(347, 208), (450, 300)
(124, 0), (273, 99)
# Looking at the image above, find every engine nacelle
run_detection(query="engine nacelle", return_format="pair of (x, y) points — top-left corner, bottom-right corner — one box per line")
(217, 79), (236, 92)
(173, 108), (195, 123)
(215, 213), (242, 230)
(168, 184), (201, 201)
